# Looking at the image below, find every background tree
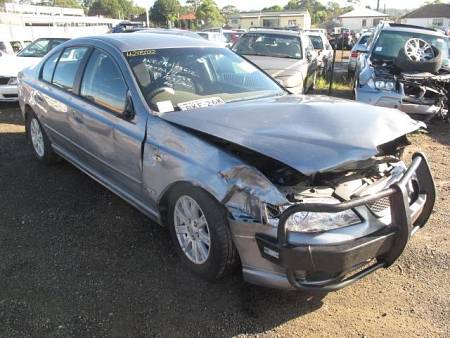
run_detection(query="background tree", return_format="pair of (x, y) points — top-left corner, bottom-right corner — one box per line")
(262, 5), (283, 11)
(54, 0), (82, 8)
(150, 0), (181, 26)
(221, 4), (238, 26)
(88, 0), (144, 19)
(196, 0), (223, 28)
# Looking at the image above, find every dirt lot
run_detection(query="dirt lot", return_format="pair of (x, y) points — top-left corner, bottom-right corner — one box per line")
(0, 101), (449, 337)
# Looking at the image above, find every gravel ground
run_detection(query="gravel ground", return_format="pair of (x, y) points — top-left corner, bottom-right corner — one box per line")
(0, 102), (449, 337)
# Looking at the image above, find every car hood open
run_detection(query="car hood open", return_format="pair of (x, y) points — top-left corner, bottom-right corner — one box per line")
(161, 95), (422, 176)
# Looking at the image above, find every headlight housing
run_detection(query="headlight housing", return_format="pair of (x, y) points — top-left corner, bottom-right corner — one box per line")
(374, 79), (395, 91)
(284, 198), (361, 233)
(8, 77), (17, 85)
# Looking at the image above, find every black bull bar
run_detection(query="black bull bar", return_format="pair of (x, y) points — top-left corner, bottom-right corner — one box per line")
(256, 153), (436, 292)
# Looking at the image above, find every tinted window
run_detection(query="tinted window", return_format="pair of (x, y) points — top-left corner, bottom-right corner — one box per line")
(233, 33), (302, 59)
(81, 50), (127, 114)
(308, 35), (324, 49)
(41, 52), (61, 82)
(52, 47), (88, 92)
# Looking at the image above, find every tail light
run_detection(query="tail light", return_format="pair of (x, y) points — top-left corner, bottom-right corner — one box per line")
(351, 51), (359, 58)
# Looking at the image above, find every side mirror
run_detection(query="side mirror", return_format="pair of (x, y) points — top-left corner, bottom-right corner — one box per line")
(123, 91), (135, 121)
(307, 50), (313, 61)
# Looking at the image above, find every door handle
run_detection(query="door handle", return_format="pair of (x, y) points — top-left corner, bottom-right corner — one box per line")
(35, 94), (44, 103)
(73, 114), (84, 124)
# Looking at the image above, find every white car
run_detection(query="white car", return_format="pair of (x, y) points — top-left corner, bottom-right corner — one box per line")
(305, 32), (334, 75)
(196, 32), (227, 47)
(0, 38), (68, 101)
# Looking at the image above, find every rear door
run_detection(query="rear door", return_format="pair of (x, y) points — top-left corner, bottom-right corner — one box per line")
(35, 46), (90, 154)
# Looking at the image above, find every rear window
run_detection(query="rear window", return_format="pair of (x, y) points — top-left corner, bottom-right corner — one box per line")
(233, 33), (302, 59)
(308, 35), (324, 50)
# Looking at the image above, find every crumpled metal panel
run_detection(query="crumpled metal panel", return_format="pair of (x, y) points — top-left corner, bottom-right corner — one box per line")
(161, 95), (422, 176)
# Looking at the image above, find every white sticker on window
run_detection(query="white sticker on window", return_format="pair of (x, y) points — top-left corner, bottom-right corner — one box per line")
(178, 97), (225, 111)
(156, 100), (174, 114)
(375, 46), (383, 51)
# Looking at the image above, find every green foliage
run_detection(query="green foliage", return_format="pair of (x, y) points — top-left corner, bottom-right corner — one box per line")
(196, 0), (223, 28)
(283, 0), (354, 26)
(54, 0), (82, 8)
(262, 5), (284, 12)
(150, 0), (181, 26)
(88, 0), (143, 19)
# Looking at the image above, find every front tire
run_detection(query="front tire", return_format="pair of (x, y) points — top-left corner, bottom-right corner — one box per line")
(26, 112), (57, 163)
(167, 184), (238, 280)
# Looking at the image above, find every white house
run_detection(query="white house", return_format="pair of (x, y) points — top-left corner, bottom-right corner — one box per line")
(338, 8), (389, 31)
(401, 3), (450, 31)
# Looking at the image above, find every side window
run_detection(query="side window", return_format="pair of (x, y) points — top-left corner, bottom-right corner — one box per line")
(80, 49), (127, 114)
(41, 51), (60, 83)
(52, 47), (88, 92)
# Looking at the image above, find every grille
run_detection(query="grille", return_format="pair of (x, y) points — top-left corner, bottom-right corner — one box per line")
(0, 77), (10, 85)
(367, 197), (390, 216)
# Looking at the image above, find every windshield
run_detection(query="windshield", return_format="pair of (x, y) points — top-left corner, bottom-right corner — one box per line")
(308, 35), (323, 50)
(232, 33), (302, 59)
(125, 47), (284, 113)
(371, 30), (449, 61)
(17, 38), (67, 57)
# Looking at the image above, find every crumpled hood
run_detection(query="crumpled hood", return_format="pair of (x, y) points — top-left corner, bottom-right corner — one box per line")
(0, 56), (41, 77)
(161, 95), (422, 176)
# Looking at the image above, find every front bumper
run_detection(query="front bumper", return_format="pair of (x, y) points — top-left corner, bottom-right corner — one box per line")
(0, 84), (18, 101)
(356, 86), (442, 116)
(251, 153), (435, 292)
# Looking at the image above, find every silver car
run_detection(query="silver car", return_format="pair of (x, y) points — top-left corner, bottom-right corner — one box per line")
(348, 32), (372, 75)
(18, 34), (435, 291)
(232, 29), (318, 94)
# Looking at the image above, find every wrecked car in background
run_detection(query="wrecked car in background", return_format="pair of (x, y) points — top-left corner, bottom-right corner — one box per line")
(232, 28), (318, 94)
(18, 34), (435, 291)
(355, 23), (450, 120)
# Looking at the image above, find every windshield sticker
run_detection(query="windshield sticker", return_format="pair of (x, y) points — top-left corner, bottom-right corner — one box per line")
(125, 49), (156, 58)
(375, 46), (383, 52)
(178, 97), (225, 111)
(156, 100), (174, 114)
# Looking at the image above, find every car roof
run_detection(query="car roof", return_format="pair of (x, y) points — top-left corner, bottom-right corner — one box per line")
(70, 33), (218, 52)
(245, 29), (300, 37)
(381, 24), (444, 36)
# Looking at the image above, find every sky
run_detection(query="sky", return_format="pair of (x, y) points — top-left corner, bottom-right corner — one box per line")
(138, 0), (426, 11)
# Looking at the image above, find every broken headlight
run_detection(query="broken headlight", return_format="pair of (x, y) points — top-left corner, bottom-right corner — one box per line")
(284, 198), (361, 233)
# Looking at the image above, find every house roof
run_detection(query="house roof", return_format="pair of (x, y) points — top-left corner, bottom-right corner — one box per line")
(231, 10), (309, 19)
(179, 12), (196, 20)
(338, 8), (388, 18)
(401, 4), (450, 19)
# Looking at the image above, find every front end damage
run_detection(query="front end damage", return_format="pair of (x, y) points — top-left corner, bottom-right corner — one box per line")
(160, 96), (435, 291)
(222, 147), (435, 291)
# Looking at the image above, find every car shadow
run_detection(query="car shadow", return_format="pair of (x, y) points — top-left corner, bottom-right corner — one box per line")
(0, 123), (325, 336)
(0, 102), (23, 126)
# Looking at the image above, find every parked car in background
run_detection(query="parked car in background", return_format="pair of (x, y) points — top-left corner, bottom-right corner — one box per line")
(135, 28), (203, 40)
(232, 29), (318, 94)
(111, 21), (143, 33)
(355, 23), (450, 120)
(348, 32), (372, 76)
(196, 31), (227, 47)
(305, 32), (333, 75)
(0, 37), (68, 101)
(18, 33), (435, 292)
(0, 38), (31, 55)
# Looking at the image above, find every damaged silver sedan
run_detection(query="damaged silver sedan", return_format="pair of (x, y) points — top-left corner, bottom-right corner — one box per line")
(18, 34), (436, 291)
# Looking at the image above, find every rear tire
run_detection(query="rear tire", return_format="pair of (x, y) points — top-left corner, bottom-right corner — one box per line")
(26, 112), (57, 164)
(167, 183), (239, 280)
